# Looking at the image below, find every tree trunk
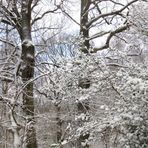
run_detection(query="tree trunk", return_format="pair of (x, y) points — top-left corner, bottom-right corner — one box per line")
(55, 104), (63, 144)
(80, 0), (90, 53)
(20, 35), (37, 148)
(19, 1), (37, 147)
(76, 1), (91, 147)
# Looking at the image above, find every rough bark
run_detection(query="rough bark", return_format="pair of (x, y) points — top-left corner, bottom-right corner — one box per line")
(19, 1), (37, 147)
(80, 0), (90, 53)
(21, 41), (37, 148)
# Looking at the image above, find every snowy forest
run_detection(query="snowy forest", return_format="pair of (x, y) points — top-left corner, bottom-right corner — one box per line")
(0, 0), (148, 148)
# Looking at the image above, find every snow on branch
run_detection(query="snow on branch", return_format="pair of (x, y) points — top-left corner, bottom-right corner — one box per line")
(86, 0), (138, 27)
(91, 24), (130, 52)
(22, 39), (34, 48)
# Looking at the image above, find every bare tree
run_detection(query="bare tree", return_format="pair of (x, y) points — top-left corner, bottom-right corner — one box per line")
(0, 0), (61, 147)
(78, 0), (140, 53)
(0, 0), (146, 148)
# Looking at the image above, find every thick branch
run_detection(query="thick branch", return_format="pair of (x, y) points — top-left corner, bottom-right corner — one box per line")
(0, 18), (12, 25)
(89, 31), (110, 40)
(12, 0), (21, 18)
(92, 24), (130, 52)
